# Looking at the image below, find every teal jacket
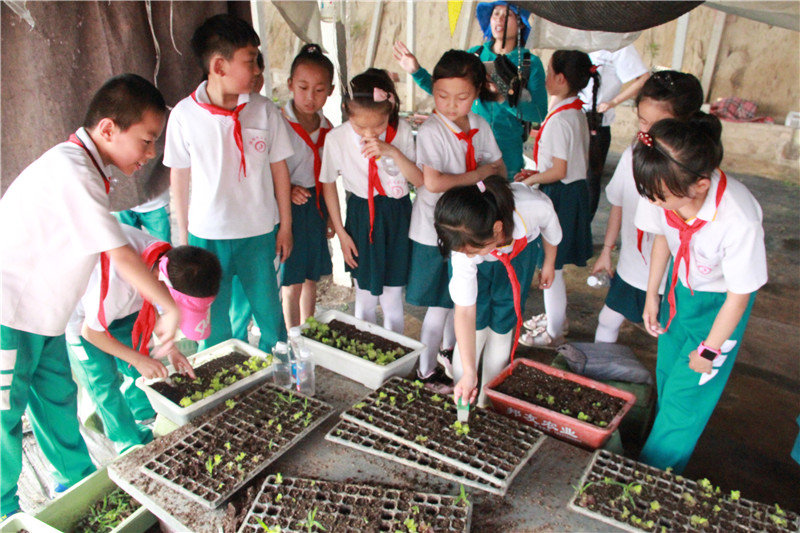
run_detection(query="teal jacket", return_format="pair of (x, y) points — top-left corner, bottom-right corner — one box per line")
(411, 41), (548, 177)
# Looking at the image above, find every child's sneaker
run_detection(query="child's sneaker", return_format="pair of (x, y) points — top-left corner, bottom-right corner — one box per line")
(522, 314), (569, 335)
(417, 366), (454, 395)
(518, 328), (565, 348)
(436, 348), (454, 379)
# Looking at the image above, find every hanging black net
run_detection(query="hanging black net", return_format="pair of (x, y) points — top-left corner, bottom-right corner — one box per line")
(515, 1), (703, 32)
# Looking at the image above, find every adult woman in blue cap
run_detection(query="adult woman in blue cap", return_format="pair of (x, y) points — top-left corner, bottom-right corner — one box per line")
(394, 1), (547, 178)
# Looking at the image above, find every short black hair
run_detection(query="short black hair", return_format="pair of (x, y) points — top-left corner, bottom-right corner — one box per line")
(164, 246), (222, 298)
(633, 114), (723, 202)
(190, 14), (260, 76)
(434, 175), (515, 257)
(344, 68), (400, 127)
(83, 74), (166, 131)
(290, 43), (334, 85)
(432, 49), (499, 103)
(636, 70), (703, 122)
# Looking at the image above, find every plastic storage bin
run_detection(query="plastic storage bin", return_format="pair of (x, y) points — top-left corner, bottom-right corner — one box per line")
(484, 358), (636, 449)
(136, 338), (273, 426)
(301, 310), (424, 389)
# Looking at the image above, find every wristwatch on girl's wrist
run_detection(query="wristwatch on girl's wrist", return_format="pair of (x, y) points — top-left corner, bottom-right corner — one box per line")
(697, 342), (721, 361)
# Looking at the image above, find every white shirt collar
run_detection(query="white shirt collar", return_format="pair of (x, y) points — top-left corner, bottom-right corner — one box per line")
(74, 127), (113, 176)
(695, 169), (723, 222)
(195, 80), (250, 107)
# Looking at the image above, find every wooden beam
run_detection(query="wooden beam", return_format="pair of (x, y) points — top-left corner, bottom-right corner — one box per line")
(405, 0), (416, 111)
(365, 0), (384, 69)
(701, 10), (727, 103)
(250, 0), (273, 96)
(671, 12), (690, 72)
(458, 0), (476, 51)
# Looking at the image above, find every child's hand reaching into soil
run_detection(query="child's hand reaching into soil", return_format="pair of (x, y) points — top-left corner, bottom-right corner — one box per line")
(453, 372), (478, 407)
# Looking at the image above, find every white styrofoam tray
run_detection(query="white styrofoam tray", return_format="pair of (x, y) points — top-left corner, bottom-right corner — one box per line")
(0, 513), (61, 533)
(135, 339), (273, 426)
(301, 310), (424, 389)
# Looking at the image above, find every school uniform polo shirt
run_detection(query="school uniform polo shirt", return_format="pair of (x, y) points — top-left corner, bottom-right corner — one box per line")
(163, 81), (294, 240)
(634, 170), (767, 294)
(605, 146), (654, 291)
(449, 183), (563, 307)
(319, 120), (415, 199)
(66, 226), (162, 342)
(536, 96), (589, 184)
(579, 45), (648, 127)
(410, 111), (503, 246)
(282, 101), (332, 189)
(0, 128), (127, 336)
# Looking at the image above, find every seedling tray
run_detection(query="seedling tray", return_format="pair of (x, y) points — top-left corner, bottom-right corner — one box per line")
(0, 513), (61, 533)
(484, 358), (636, 450)
(326, 420), (508, 496)
(237, 475), (472, 533)
(340, 377), (544, 490)
(136, 339), (274, 426)
(569, 450), (800, 533)
(141, 382), (334, 509)
(302, 310), (424, 389)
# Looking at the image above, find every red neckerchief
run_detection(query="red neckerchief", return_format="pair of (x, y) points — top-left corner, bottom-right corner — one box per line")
(129, 241), (173, 355)
(367, 123), (397, 243)
(489, 236), (528, 362)
(434, 110), (478, 171)
(662, 170), (727, 330)
(636, 229), (651, 264)
(191, 91), (248, 180)
(533, 98), (585, 166)
(284, 109), (331, 216)
(69, 132), (114, 339)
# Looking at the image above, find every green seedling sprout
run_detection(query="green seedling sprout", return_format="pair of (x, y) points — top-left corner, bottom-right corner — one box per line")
(690, 515), (708, 527)
(650, 501), (661, 511)
(452, 421), (470, 436)
(275, 472), (283, 484)
(179, 397), (193, 407)
(546, 395), (555, 405)
(430, 394), (443, 403)
(415, 435), (428, 443)
(403, 517), (418, 533)
(353, 402), (366, 409)
(577, 412), (591, 422)
(300, 507), (326, 533)
(224, 442), (231, 450)
(454, 484), (470, 506)
(225, 399), (236, 409)
(235, 452), (246, 462)
(254, 516), (281, 532)
(730, 490), (740, 501)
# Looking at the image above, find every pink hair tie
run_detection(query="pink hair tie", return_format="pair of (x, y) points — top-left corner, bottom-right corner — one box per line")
(476, 180), (486, 193)
(637, 131), (654, 147)
(373, 87), (395, 104)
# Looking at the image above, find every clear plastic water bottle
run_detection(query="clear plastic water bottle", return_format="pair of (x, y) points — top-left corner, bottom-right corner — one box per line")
(381, 156), (400, 177)
(272, 342), (292, 389)
(587, 271), (611, 288)
(295, 347), (315, 396)
(288, 327), (304, 383)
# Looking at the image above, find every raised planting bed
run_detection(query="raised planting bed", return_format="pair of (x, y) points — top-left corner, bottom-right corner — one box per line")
(484, 358), (636, 449)
(237, 475), (472, 533)
(141, 382), (334, 509)
(570, 449), (800, 533)
(301, 310), (424, 389)
(136, 339), (273, 426)
(326, 420), (506, 496)
(34, 447), (158, 533)
(339, 377), (545, 491)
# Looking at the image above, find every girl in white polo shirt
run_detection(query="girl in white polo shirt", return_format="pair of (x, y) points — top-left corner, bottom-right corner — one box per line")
(409, 50), (505, 389)
(633, 116), (767, 473)
(436, 176), (561, 407)
(320, 69), (421, 333)
(516, 50), (599, 347)
(591, 71), (704, 343)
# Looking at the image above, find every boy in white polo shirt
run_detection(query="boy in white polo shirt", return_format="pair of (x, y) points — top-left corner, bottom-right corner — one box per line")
(0, 74), (180, 518)
(165, 14), (294, 352)
(66, 225), (222, 453)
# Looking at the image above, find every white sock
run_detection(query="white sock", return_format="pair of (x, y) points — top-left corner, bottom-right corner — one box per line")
(477, 329), (514, 407)
(378, 285), (405, 334)
(354, 281), (378, 325)
(544, 270), (567, 337)
(453, 327), (490, 384)
(594, 305), (626, 343)
(419, 306), (451, 377)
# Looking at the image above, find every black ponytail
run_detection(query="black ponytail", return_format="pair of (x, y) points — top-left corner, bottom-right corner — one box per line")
(633, 113), (723, 201)
(434, 175), (515, 257)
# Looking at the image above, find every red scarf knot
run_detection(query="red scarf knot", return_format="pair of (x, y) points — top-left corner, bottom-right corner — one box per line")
(192, 91), (248, 181)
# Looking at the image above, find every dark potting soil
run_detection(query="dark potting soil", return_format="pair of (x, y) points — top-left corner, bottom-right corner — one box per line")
(142, 383), (333, 509)
(494, 363), (625, 427)
(148, 350), (254, 406)
(303, 318), (412, 364)
(68, 488), (140, 533)
(574, 451), (799, 533)
(239, 476), (470, 533)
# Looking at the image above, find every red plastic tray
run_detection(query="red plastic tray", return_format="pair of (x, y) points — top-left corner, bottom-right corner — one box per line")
(484, 358), (637, 450)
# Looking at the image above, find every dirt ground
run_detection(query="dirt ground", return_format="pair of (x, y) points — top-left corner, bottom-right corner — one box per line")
(315, 152), (800, 514)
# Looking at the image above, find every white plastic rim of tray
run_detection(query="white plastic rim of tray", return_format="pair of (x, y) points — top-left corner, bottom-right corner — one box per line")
(325, 420), (508, 496)
(135, 338), (273, 426)
(0, 513), (61, 533)
(302, 310), (425, 389)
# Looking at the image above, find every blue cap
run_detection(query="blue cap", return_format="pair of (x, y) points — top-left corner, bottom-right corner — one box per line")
(476, 1), (532, 46)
